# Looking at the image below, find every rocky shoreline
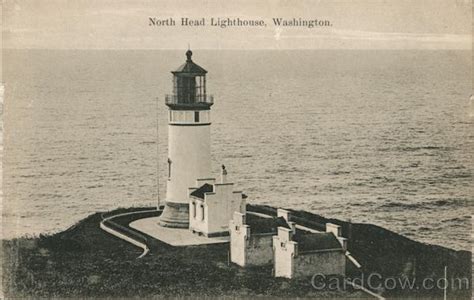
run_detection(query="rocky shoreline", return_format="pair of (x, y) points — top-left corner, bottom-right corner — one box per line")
(2, 205), (471, 298)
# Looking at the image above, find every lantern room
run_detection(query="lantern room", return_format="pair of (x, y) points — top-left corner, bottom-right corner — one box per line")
(165, 50), (214, 110)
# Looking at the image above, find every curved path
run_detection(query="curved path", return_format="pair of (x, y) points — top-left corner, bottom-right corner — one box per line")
(99, 209), (160, 258)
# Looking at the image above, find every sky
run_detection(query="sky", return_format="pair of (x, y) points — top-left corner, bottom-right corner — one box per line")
(1, 0), (472, 49)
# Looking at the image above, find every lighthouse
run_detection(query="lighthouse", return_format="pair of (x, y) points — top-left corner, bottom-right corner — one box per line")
(159, 50), (214, 228)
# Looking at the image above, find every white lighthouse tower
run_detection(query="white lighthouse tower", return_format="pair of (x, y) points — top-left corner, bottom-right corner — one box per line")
(159, 50), (214, 228)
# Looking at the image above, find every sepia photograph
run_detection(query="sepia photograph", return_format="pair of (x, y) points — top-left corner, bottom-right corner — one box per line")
(1, 0), (472, 298)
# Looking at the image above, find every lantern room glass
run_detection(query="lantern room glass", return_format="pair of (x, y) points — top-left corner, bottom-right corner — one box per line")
(173, 74), (207, 104)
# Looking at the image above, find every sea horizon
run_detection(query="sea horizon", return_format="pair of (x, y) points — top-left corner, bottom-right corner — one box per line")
(2, 49), (472, 251)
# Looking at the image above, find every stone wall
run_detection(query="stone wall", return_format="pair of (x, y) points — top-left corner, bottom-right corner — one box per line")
(230, 212), (274, 267)
(273, 227), (297, 278)
(229, 212), (249, 267)
(293, 250), (346, 278)
(246, 234), (274, 266)
(273, 225), (346, 279)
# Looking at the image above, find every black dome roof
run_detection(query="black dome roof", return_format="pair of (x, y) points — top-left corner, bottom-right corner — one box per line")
(172, 50), (207, 75)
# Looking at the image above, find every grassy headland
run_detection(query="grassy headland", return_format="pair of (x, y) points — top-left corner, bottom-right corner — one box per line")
(2, 205), (471, 298)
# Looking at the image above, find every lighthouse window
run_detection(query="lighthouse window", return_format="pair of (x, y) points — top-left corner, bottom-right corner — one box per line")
(194, 111), (200, 122)
(167, 158), (172, 179)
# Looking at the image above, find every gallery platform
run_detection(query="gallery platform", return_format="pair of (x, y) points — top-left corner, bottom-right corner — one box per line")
(129, 217), (229, 246)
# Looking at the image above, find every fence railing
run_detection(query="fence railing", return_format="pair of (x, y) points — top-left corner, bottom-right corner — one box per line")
(165, 94), (214, 105)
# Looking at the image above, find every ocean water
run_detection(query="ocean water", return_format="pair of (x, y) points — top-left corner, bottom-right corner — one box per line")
(2, 49), (472, 250)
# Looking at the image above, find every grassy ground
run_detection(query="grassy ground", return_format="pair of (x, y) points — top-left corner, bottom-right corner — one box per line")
(2, 206), (363, 298)
(2, 205), (471, 298)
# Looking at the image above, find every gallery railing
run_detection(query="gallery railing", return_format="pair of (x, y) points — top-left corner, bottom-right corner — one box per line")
(165, 94), (214, 105)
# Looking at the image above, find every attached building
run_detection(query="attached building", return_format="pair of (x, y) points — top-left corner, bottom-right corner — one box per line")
(273, 222), (347, 279)
(229, 211), (295, 267)
(188, 175), (246, 237)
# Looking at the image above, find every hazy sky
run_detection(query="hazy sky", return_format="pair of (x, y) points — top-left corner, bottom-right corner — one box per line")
(2, 0), (472, 49)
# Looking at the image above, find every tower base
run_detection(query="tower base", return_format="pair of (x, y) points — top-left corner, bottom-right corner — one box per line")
(158, 201), (189, 228)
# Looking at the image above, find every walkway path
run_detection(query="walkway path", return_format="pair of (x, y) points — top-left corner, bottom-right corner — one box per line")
(130, 217), (229, 246)
(99, 209), (159, 258)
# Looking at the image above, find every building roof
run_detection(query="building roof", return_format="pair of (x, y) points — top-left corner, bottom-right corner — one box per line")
(190, 183), (213, 199)
(293, 232), (343, 253)
(172, 50), (207, 75)
(246, 214), (290, 234)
